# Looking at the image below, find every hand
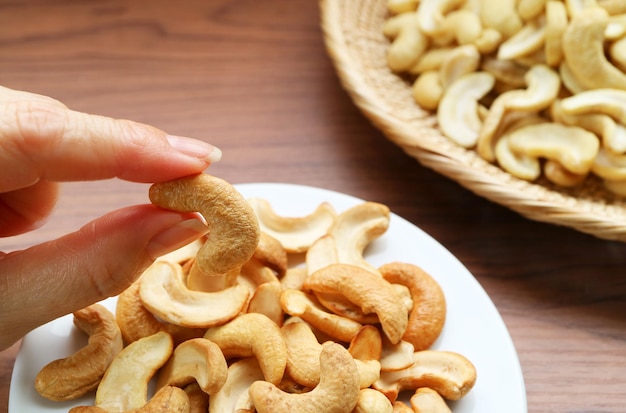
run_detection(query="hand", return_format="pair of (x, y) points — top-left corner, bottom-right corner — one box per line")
(0, 86), (221, 350)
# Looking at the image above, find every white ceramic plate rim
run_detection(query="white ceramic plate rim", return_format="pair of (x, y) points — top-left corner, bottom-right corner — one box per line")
(9, 182), (527, 412)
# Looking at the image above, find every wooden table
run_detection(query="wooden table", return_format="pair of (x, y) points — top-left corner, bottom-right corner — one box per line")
(1, 1), (625, 412)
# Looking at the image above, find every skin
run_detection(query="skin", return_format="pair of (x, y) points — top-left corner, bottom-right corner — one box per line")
(0, 86), (222, 350)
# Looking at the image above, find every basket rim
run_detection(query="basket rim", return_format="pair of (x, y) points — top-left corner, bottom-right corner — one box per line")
(319, 0), (626, 242)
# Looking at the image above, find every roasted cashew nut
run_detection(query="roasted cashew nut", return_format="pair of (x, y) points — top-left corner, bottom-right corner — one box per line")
(248, 341), (360, 413)
(248, 198), (336, 254)
(139, 260), (249, 328)
(247, 280), (284, 326)
(35, 304), (123, 401)
(155, 338), (228, 395)
(410, 387), (452, 413)
(348, 325), (382, 361)
(354, 388), (394, 413)
(280, 289), (363, 343)
(380, 262), (446, 351)
(209, 357), (265, 413)
(281, 321), (380, 389)
(149, 173), (260, 291)
(115, 280), (205, 345)
(328, 202), (390, 275)
(373, 350), (477, 402)
(95, 331), (174, 411)
(304, 264), (409, 344)
(69, 385), (190, 413)
(203, 313), (288, 385)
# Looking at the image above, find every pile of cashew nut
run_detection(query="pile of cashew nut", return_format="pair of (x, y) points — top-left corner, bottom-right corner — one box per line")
(34, 173), (476, 412)
(384, 0), (626, 195)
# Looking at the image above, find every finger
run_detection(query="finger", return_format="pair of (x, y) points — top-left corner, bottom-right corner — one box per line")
(0, 204), (209, 350)
(0, 86), (222, 192)
(0, 180), (59, 237)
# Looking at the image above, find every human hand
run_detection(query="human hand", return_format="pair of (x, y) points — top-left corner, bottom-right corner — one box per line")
(0, 86), (221, 350)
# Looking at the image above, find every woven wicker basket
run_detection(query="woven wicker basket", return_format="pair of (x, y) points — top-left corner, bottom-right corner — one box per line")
(320, 0), (626, 242)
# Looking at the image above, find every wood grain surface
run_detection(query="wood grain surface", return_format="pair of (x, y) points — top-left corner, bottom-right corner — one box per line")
(1, 1), (625, 412)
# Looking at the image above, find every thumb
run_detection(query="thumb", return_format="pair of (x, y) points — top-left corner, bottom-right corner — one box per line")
(0, 205), (208, 350)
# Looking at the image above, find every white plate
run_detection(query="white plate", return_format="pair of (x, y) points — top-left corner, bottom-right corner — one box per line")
(9, 183), (527, 412)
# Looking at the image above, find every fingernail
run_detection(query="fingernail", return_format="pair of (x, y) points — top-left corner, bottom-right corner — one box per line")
(166, 135), (222, 163)
(146, 218), (209, 259)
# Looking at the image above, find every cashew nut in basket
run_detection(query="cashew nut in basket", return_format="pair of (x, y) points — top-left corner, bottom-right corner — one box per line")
(95, 331), (174, 411)
(69, 385), (190, 413)
(248, 341), (360, 413)
(139, 260), (249, 328)
(562, 7), (626, 90)
(437, 71), (495, 148)
(35, 304), (123, 401)
(149, 173), (260, 291)
(506, 122), (599, 175)
(203, 312), (288, 385)
(383, 11), (430, 72)
(373, 350), (477, 402)
(379, 262), (446, 351)
(155, 338), (228, 395)
(304, 263), (409, 344)
(477, 64), (561, 162)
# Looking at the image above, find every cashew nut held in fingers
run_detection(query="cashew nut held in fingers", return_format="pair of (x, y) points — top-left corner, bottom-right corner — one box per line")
(248, 341), (361, 413)
(149, 173), (260, 291)
(95, 331), (174, 412)
(35, 304), (123, 401)
(139, 260), (249, 328)
(203, 313), (288, 385)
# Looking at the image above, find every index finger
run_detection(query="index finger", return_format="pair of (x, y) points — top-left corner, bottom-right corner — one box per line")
(0, 86), (222, 192)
